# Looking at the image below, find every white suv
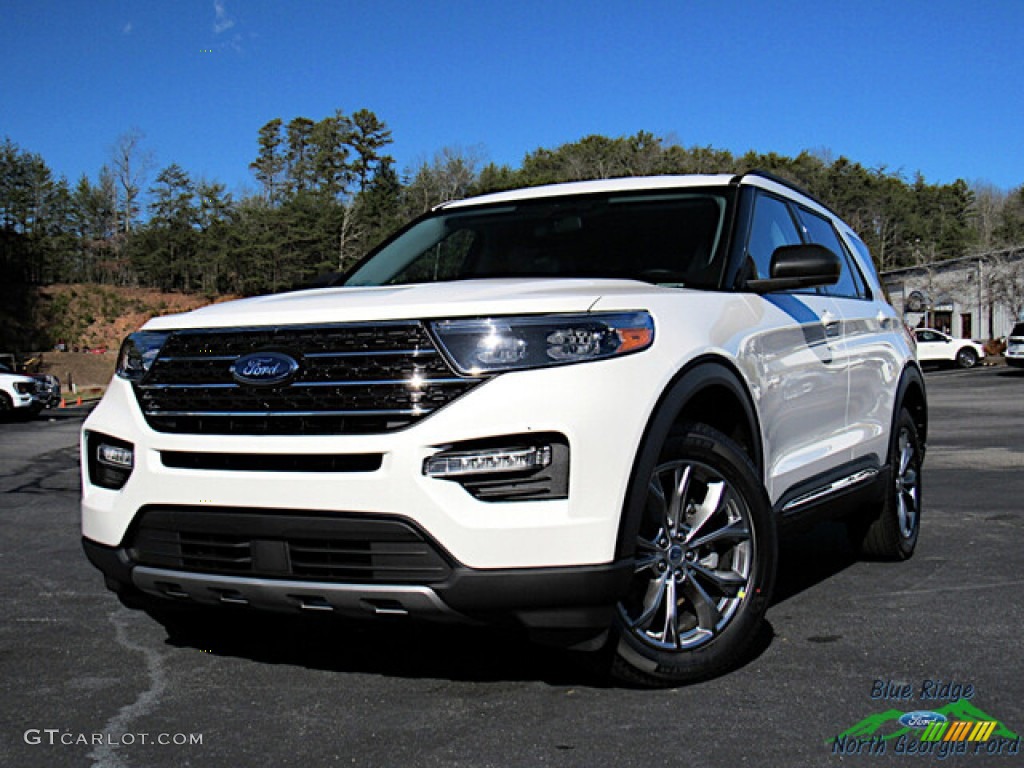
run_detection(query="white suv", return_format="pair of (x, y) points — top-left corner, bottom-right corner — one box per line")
(1006, 322), (1024, 368)
(913, 328), (986, 368)
(81, 172), (926, 685)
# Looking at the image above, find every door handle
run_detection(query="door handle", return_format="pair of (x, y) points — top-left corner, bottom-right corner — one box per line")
(820, 310), (841, 338)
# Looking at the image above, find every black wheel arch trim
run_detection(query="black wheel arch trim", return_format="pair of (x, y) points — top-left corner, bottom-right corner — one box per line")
(613, 356), (763, 561)
(892, 362), (928, 462)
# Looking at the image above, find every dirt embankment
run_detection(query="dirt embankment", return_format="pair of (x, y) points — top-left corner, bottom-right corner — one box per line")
(35, 351), (119, 390)
(16, 284), (238, 390)
(37, 284), (233, 351)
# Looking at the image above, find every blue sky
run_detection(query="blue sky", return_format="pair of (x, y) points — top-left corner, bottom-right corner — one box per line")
(2, 1), (1023, 197)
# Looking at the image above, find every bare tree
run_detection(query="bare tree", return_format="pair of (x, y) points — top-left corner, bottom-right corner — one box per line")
(110, 129), (154, 234)
(987, 248), (1024, 328)
(337, 197), (366, 272)
(970, 182), (1006, 252)
(406, 146), (484, 213)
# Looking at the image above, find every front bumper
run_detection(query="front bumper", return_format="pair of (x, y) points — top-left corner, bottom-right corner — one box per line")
(8, 391), (37, 409)
(83, 537), (632, 631)
(81, 353), (662, 570)
(36, 392), (61, 408)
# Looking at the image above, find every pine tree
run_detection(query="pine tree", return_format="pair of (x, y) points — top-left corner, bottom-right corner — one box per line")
(285, 117), (316, 195)
(348, 109), (393, 192)
(250, 119), (286, 204)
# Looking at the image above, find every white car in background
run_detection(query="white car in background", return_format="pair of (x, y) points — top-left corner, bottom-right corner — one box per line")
(913, 328), (986, 369)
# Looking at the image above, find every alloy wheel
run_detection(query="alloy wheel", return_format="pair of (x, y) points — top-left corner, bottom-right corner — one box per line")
(894, 426), (921, 539)
(618, 458), (755, 651)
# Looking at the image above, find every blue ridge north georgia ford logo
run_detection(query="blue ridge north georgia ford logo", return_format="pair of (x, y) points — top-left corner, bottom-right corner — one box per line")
(230, 351), (300, 386)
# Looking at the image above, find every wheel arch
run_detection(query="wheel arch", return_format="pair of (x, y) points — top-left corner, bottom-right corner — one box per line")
(893, 362), (928, 459)
(613, 356), (763, 560)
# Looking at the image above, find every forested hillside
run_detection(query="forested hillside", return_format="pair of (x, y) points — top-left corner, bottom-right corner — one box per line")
(3, 109), (1024, 351)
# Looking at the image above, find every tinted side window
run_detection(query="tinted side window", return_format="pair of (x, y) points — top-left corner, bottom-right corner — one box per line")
(746, 194), (802, 280)
(796, 207), (866, 299)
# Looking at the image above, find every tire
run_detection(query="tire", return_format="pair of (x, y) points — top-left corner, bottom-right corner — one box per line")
(850, 407), (922, 560)
(955, 347), (978, 369)
(0, 392), (11, 416)
(610, 423), (776, 686)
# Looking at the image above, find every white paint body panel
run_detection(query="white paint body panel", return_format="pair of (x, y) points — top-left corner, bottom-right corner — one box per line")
(82, 278), (910, 569)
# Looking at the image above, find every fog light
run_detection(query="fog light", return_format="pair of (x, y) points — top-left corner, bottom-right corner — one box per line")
(86, 432), (135, 490)
(423, 445), (552, 478)
(98, 443), (134, 469)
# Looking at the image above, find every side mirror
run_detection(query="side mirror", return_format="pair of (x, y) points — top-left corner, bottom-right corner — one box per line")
(746, 244), (841, 294)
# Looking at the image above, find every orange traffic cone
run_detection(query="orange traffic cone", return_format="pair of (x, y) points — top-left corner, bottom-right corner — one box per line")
(76, 396), (82, 406)
(59, 398), (66, 408)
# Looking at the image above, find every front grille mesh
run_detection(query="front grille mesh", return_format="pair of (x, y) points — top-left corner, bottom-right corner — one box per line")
(128, 507), (453, 584)
(136, 321), (482, 435)
(180, 532), (252, 573)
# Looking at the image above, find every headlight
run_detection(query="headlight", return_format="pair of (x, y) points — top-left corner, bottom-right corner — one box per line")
(431, 312), (654, 374)
(116, 331), (171, 381)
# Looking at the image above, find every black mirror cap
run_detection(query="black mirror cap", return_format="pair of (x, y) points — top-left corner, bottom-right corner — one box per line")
(746, 244), (841, 294)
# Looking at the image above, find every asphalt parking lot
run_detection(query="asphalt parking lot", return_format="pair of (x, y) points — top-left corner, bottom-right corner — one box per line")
(1, 367), (1022, 768)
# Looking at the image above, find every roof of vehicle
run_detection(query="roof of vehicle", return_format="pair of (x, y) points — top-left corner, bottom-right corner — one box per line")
(437, 174), (738, 210)
(436, 171), (837, 220)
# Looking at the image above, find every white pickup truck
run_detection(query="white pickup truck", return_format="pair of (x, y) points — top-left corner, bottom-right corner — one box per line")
(0, 363), (42, 417)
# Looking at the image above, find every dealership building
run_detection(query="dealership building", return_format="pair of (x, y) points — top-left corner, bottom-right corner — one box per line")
(881, 247), (1024, 341)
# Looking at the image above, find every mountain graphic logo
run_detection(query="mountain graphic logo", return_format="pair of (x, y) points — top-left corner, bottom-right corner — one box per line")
(830, 699), (1019, 745)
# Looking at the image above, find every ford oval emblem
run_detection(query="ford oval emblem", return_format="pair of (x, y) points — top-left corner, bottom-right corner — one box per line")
(230, 351), (299, 386)
(898, 711), (948, 729)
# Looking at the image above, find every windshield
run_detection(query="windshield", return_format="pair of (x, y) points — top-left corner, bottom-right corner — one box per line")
(343, 191), (730, 289)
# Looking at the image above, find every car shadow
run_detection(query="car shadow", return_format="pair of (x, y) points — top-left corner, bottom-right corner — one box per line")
(156, 607), (609, 686)
(157, 607), (778, 688)
(145, 527), (856, 688)
(773, 520), (859, 605)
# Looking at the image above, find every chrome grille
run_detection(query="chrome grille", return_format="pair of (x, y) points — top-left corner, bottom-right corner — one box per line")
(136, 322), (482, 435)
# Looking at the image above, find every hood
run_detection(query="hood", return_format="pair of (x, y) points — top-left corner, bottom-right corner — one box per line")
(0, 371), (36, 385)
(144, 278), (670, 330)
